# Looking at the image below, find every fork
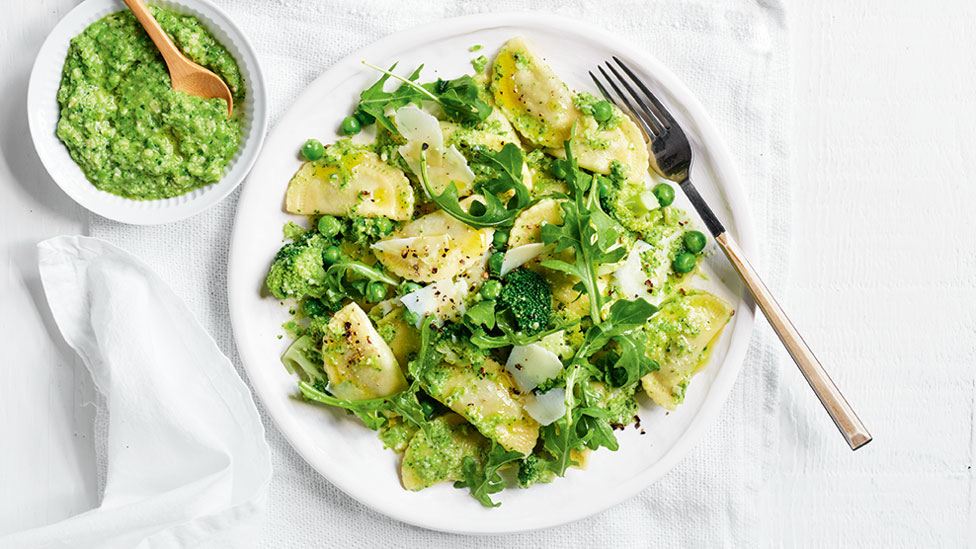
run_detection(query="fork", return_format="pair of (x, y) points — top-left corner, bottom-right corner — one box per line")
(591, 57), (871, 451)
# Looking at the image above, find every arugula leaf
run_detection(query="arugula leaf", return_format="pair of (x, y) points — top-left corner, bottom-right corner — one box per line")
(472, 144), (531, 211)
(325, 260), (398, 288)
(467, 316), (580, 349)
(355, 64), (426, 134)
(540, 140), (627, 323)
(453, 442), (523, 507)
(360, 63), (492, 126)
(537, 298), (658, 476)
(608, 333), (660, 388)
(464, 300), (496, 330)
(539, 373), (624, 476)
(407, 316), (442, 382)
(426, 75), (492, 124)
(418, 143), (530, 229)
(298, 381), (429, 433)
(579, 298), (658, 354)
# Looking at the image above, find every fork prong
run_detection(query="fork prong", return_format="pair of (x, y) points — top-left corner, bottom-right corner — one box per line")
(588, 71), (617, 107)
(597, 65), (661, 138)
(612, 56), (672, 130)
(604, 61), (669, 133)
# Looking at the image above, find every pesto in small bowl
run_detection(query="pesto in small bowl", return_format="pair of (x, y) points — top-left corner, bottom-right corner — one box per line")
(55, 7), (245, 200)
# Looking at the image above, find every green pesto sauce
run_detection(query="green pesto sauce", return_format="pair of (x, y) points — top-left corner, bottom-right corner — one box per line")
(574, 92), (622, 131)
(56, 8), (245, 200)
(401, 416), (485, 488)
(378, 417), (416, 453)
(471, 55), (488, 74)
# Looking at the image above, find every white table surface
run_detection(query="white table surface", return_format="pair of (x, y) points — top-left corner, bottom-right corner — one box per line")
(1, 1), (973, 546)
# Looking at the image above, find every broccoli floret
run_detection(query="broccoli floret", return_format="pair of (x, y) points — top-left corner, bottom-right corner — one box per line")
(265, 232), (330, 300)
(282, 221), (307, 240)
(498, 268), (552, 335)
(281, 334), (325, 382)
(517, 454), (556, 489)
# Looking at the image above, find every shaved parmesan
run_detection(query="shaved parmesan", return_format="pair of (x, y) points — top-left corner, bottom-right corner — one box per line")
(395, 105), (475, 196)
(613, 234), (679, 306)
(399, 278), (468, 327)
(505, 343), (563, 393)
(524, 388), (567, 426)
(500, 243), (547, 276)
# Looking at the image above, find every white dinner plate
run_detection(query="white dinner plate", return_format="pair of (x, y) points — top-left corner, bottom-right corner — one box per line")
(228, 12), (757, 534)
(28, 0), (268, 225)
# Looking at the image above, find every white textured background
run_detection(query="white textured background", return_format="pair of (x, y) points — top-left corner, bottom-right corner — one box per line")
(0, 0), (972, 546)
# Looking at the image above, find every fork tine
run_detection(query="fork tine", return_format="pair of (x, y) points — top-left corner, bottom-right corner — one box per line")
(588, 71), (617, 107)
(612, 56), (672, 130)
(596, 65), (661, 138)
(604, 61), (669, 133)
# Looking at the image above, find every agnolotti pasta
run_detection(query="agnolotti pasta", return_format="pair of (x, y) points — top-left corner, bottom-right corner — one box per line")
(491, 37), (649, 179)
(371, 196), (494, 282)
(320, 302), (407, 401)
(421, 356), (540, 456)
(286, 148), (415, 219)
(641, 293), (734, 410)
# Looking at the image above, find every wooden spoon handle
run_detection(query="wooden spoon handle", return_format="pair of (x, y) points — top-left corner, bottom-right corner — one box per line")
(715, 232), (872, 451)
(122, 0), (190, 74)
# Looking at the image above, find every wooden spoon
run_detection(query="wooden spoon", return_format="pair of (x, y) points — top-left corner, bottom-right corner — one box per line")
(123, 0), (234, 118)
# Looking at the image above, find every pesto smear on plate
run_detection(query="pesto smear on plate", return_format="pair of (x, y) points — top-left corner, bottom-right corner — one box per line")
(56, 7), (245, 200)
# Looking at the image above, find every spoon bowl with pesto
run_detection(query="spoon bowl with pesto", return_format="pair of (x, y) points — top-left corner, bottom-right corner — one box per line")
(28, 0), (267, 224)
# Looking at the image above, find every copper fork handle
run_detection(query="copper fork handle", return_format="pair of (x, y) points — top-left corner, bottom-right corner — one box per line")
(716, 232), (872, 450)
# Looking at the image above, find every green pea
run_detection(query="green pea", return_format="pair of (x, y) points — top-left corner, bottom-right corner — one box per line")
(303, 298), (325, 318)
(403, 310), (421, 326)
(419, 399), (436, 418)
(481, 279), (502, 300)
(301, 139), (324, 161)
(365, 281), (387, 303)
(375, 217), (393, 235)
(652, 183), (675, 207)
(683, 230), (706, 254)
(673, 252), (696, 274)
(550, 159), (568, 180)
(596, 176), (611, 198)
(488, 252), (505, 276)
(401, 281), (422, 295)
(340, 116), (361, 135)
(323, 245), (342, 264)
(592, 100), (613, 122)
(348, 280), (366, 296)
(492, 229), (509, 250)
(317, 215), (341, 237)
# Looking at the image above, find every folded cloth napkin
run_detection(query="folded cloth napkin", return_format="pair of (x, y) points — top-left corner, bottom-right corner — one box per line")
(1, 236), (272, 548)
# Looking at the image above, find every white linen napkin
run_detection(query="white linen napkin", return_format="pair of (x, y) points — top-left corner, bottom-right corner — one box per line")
(82, 0), (789, 545)
(1, 236), (272, 548)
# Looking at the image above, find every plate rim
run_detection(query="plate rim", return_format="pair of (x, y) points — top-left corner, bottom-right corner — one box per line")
(26, 0), (269, 225)
(228, 11), (759, 534)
